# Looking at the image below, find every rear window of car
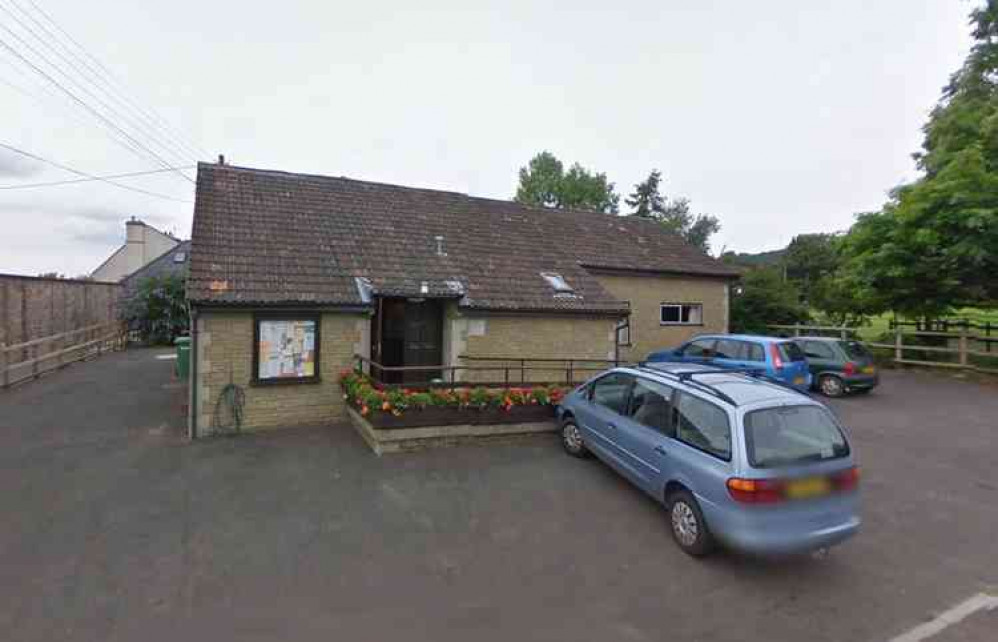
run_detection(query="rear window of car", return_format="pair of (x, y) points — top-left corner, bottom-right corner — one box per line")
(777, 341), (807, 362)
(839, 341), (872, 360)
(744, 405), (850, 468)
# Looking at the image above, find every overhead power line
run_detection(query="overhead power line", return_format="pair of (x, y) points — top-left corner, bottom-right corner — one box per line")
(22, 0), (209, 161)
(0, 0), (196, 169)
(0, 164), (195, 190)
(0, 18), (195, 184)
(0, 141), (194, 203)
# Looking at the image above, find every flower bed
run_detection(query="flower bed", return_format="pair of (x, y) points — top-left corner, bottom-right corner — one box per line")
(340, 371), (569, 430)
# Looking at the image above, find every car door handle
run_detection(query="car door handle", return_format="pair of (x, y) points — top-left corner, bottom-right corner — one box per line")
(653, 445), (668, 455)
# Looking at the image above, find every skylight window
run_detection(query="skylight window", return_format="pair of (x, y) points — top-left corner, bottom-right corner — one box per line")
(173, 251), (187, 263)
(540, 272), (574, 293)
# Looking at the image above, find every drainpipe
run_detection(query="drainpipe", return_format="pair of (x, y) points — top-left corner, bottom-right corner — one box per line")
(189, 306), (199, 440)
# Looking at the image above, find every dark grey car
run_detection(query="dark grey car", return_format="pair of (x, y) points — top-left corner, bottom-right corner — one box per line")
(793, 337), (879, 397)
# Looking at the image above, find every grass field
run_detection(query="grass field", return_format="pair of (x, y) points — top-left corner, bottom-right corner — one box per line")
(852, 308), (998, 341)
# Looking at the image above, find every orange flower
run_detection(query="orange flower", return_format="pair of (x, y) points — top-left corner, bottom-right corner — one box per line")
(361, 405), (370, 416)
(382, 401), (391, 411)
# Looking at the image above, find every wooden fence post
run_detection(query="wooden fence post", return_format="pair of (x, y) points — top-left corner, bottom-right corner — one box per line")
(959, 330), (969, 368)
(1, 343), (7, 389)
(895, 328), (903, 363)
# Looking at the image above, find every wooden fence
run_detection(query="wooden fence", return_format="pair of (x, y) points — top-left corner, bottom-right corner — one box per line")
(768, 324), (998, 374)
(1, 321), (127, 389)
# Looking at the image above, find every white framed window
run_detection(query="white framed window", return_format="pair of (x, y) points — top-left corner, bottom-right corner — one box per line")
(660, 302), (703, 326)
(616, 319), (631, 346)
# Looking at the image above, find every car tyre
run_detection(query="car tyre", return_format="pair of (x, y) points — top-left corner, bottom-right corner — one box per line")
(561, 419), (588, 458)
(818, 374), (846, 398)
(666, 490), (715, 557)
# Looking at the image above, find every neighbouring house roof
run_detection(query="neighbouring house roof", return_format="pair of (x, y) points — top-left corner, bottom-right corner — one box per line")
(121, 240), (192, 301)
(188, 162), (740, 313)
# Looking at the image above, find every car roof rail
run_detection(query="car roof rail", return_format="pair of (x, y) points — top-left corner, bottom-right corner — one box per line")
(631, 364), (740, 407)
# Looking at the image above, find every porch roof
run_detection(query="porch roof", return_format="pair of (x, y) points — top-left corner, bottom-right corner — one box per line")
(188, 163), (738, 312)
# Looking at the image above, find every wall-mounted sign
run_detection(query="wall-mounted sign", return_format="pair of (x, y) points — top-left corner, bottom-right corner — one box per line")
(255, 318), (319, 383)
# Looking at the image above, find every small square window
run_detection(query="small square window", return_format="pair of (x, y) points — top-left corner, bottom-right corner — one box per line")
(540, 272), (574, 293)
(660, 303), (703, 326)
(173, 251), (187, 263)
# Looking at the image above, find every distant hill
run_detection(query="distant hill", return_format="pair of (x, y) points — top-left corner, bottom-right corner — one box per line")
(721, 248), (786, 269)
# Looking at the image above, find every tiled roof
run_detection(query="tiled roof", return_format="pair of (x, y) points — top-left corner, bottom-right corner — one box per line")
(121, 240), (191, 301)
(188, 163), (739, 313)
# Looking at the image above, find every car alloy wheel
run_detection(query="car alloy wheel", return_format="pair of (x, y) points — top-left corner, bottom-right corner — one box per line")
(671, 501), (699, 547)
(820, 375), (845, 397)
(666, 490), (715, 556)
(562, 421), (586, 457)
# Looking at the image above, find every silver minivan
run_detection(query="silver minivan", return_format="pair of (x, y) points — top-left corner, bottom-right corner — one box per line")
(557, 362), (860, 556)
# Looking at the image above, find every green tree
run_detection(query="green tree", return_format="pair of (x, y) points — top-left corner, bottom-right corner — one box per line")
(684, 214), (722, 254)
(625, 169), (667, 218)
(124, 274), (189, 344)
(782, 233), (839, 304)
(514, 151), (620, 213)
(837, 2), (998, 317)
(729, 267), (809, 334)
(625, 169), (721, 252)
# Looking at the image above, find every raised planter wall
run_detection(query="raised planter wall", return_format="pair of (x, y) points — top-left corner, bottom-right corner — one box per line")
(346, 406), (558, 455)
(363, 404), (555, 429)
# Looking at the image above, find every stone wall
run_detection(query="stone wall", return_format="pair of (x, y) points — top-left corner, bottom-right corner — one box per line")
(453, 311), (619, 384)
(0, 274), (120, 348)
(593, 273), (729, 362)
(191, 309), (369, 436)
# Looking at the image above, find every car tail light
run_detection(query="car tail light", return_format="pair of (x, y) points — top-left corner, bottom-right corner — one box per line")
(831, 466), (860, 491)
(727, 478), (785, 503)
(843, 361), (857, 376)
(728, 468), (860, 504)
(770, 344), (784, 371)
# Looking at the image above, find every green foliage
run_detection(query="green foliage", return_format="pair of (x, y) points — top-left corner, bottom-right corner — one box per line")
(835, 3), (998, 317)
(729, 267), (809, 334)
(625, 169), (722, 252)
(684, 214), (722, 254)
(124, 274), (188, 345)
(625, 169), (667, 218)
(338, 372), (568, 417)
(515, 151), (620, 213)
(783, 234), (839, 297)
(720, 248), (786, 268)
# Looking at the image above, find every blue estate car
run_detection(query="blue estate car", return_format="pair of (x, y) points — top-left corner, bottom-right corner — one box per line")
(646, 334), (812, 392)
(557, 363), (860, 557)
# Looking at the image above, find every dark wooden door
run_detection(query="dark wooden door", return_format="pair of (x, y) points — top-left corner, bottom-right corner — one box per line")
(403, 300), (443, 382)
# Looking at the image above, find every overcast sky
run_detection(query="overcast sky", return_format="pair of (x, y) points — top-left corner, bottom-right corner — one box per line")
(0, 0), (977, 277)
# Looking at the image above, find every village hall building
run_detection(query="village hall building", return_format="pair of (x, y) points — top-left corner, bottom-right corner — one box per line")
(186, 161), (739, 437)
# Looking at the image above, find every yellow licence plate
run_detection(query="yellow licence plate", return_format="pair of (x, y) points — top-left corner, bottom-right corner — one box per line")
(785, 477), (831, 500)
(793, 376), (805, 385)
(862, 365), (876, 374)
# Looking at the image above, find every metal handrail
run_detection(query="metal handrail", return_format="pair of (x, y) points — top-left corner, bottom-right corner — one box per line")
(353, 354), (616, 388)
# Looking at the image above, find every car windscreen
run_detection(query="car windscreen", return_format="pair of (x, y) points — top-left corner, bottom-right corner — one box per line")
(777, 341), (807, 362)
(744, 405), (849, 468)
(839, 340), (872, 361)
